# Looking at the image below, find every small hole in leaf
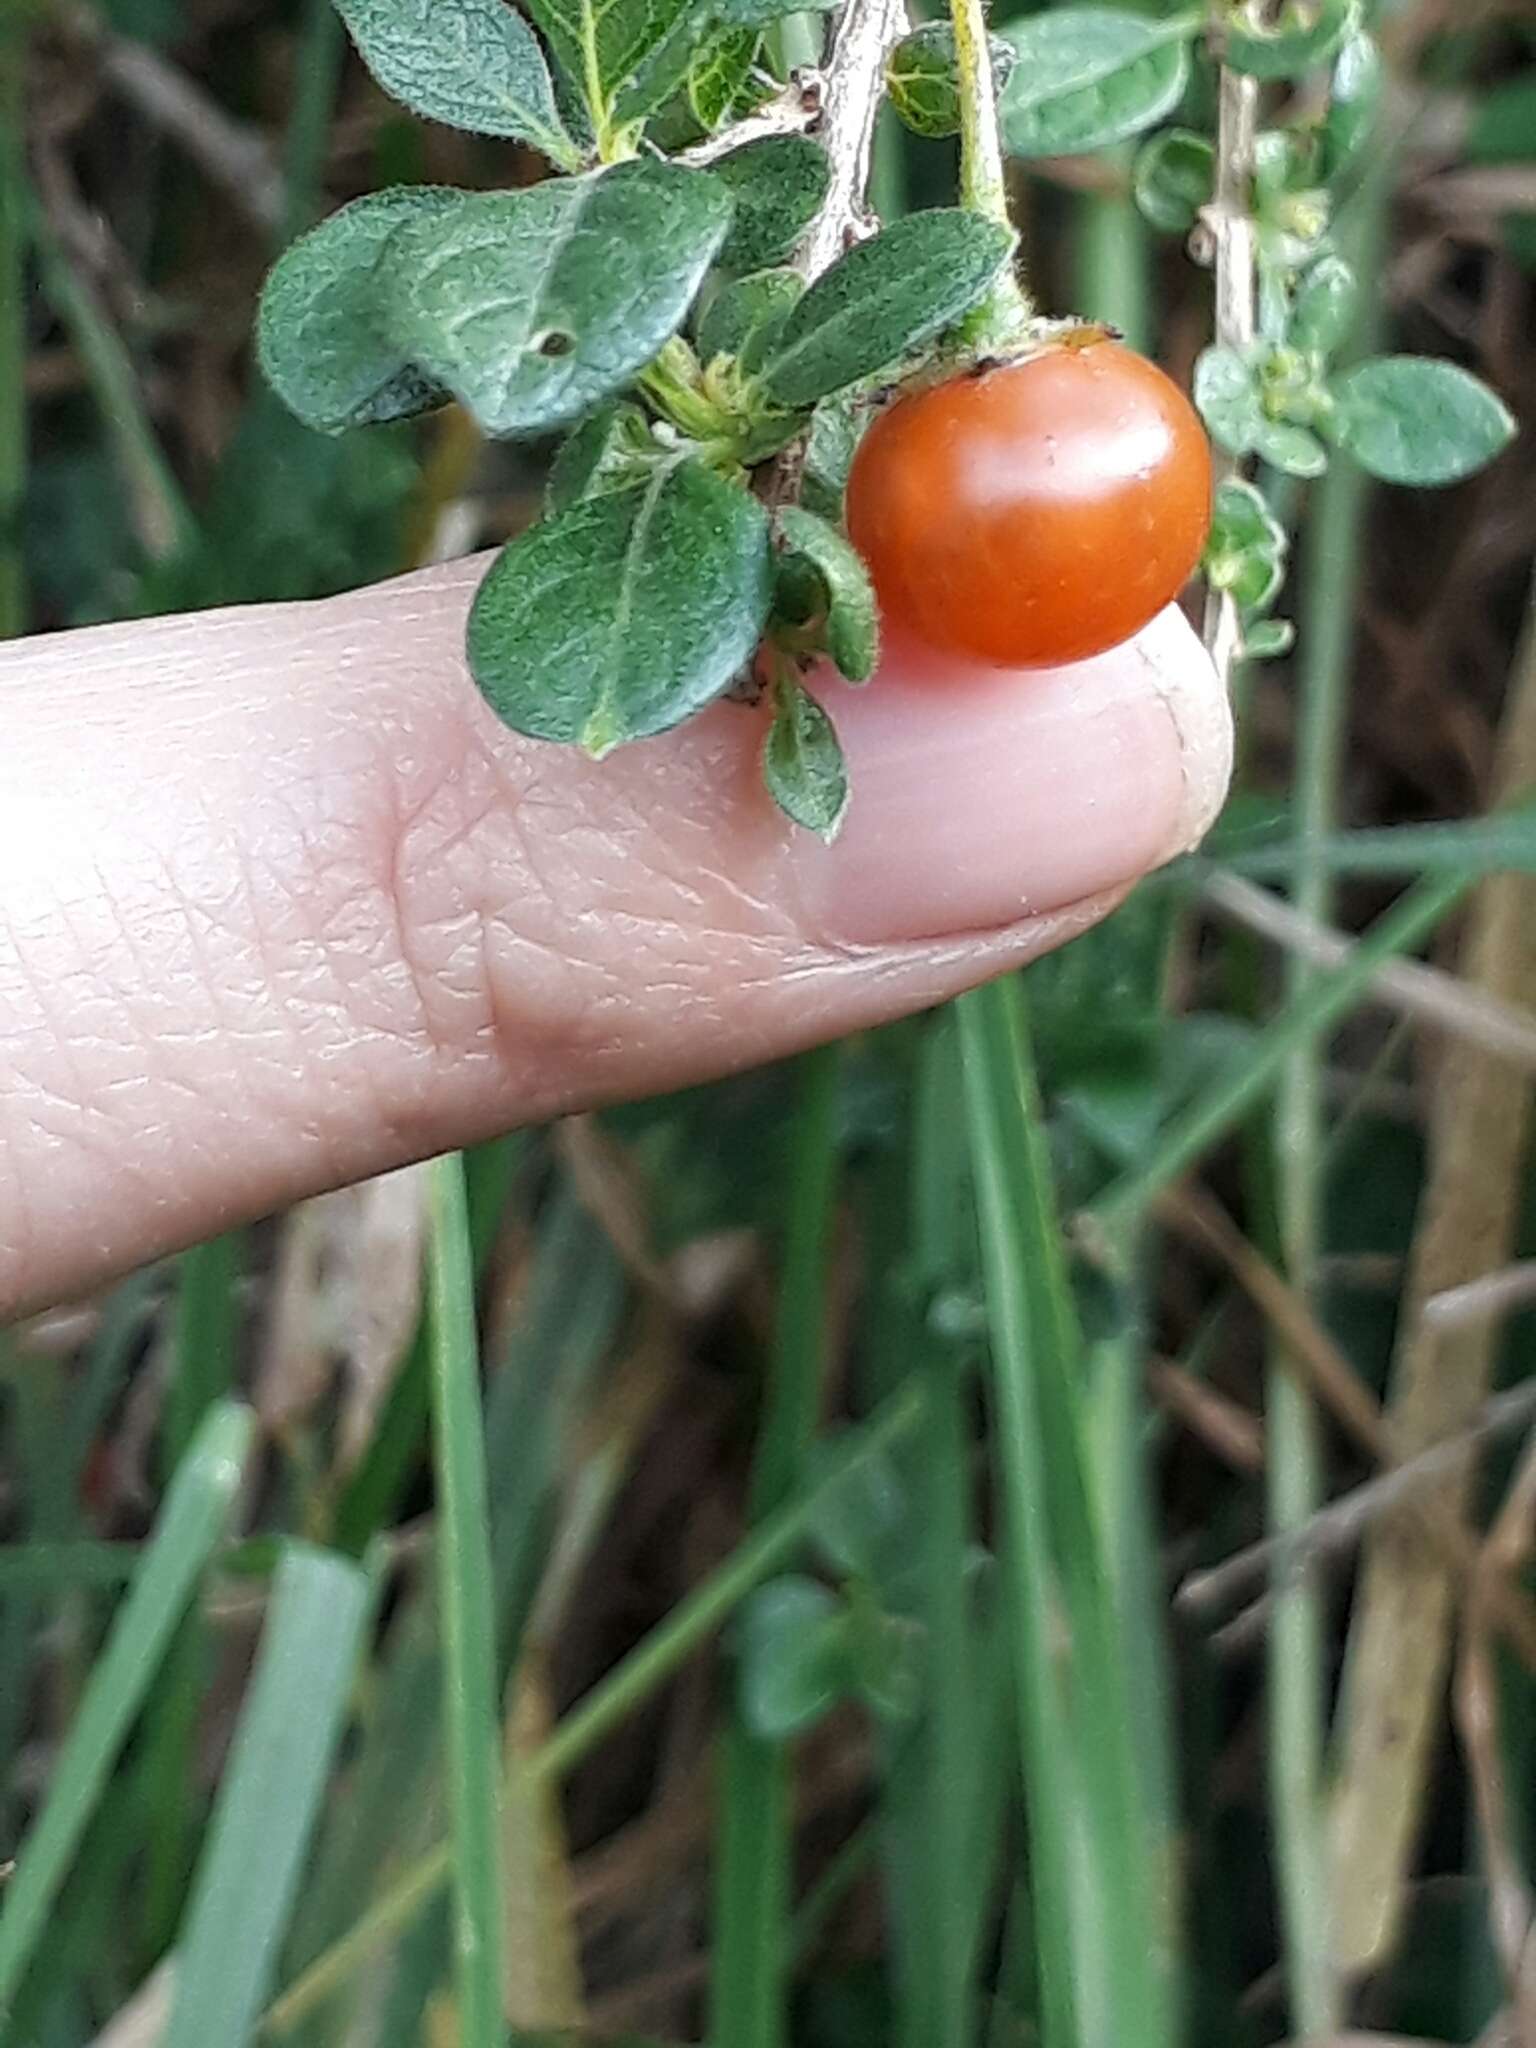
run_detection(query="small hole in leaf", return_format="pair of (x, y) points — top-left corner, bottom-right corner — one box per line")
(533, 329), (574, 359)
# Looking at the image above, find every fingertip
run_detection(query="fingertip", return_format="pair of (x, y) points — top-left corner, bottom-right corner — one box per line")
(785, 606), (1232, 947)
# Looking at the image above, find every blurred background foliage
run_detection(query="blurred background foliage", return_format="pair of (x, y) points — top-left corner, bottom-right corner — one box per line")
(2, 0), (1536, 2044)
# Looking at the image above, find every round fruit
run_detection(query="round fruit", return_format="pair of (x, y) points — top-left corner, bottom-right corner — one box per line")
(844, 336), (1212, 669)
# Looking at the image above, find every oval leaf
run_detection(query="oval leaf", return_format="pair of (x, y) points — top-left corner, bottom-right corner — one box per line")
(800, 395), (864, 520)
(1204, 477), (1288, 610)
(998, 7), (1192, 160)
(1325, 357), (1517, 486)
(736, 1577), (848, 1739)
(381, 161), (732, 438)
(524, 0), (693, 125)
(885, 23), (1017, 141)
(1289, 254), (1357, 357)
(697, 268), (805, 371)
(1133, 127), (1214, 234)
(712, 136), (832, 274)
(546, 401), (660, 513)
(1223, 0), (1359, 81)
(759, 210), (1014, 410)
(1251, 418), (1328, 478)
(334, 0), (576, 161)
(775, 504), (878, 683)
(468, 460), (772, 755)
(1193, 344), (1264, 455)
(257, 186), (461, 434)
(1319, 28), (1382, 179)
(687, 27), (764, 133)
(1243, 617), (1296, 661)
(763, 679), (849, 841)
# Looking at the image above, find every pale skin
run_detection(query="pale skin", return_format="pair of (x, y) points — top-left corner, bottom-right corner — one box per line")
(0, 554), (1232, 1318)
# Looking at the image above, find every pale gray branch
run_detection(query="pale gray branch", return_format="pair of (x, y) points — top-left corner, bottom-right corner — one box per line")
(796, 0), (908, 280)
(69, 8), (285, 234)
(675, 71), (826, 166)
(1202, 871), (1536, 1074)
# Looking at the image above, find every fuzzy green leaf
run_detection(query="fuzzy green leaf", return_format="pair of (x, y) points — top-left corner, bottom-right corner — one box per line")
(736, 1577), (848, 1737)
(1325, 357), (1517, 485)
(697, 268), (804, 371)
(712, 136), (832, 273)
(334, 0), (576, 160)
(759, 210), (1013, 410)
(686, 26), (762, 131)
(1319, 28), (1381, 179)
(546, 401), (660, 514)
(257, 186), (461, 434)
(1133, 127), (1213, 234)
(844, 1599), (921, 1724)
(763, 679), (849, 840)
(714, 0), (836, 25)
(800, 395), (863, 520)
(608, 4), (709, 122)
(1223, 0), (1359, 80)
(467, 460), (772, 755)
(775, 504), (878, 682)
(380, 161), (731, 439)
(1252, 418), (1329, 477)
(1289, 254), (1357, 357)
(885, 23), (1017, 141)
(805, 1439), (910, 1580)
(998, 7), (1192, 160)
(523, 0), (693, 124)
(1204, 477), (1288, 610)
(1193, 345), (1264, 455)
(1243, 616), (1295, 660)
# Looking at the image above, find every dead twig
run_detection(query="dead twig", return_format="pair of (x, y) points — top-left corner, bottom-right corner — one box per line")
(1179, 1380), (1536, 1624)
(1203, 872), (1536, 1074)
(1331, 577), (1536, 1974)
(1454, 1436), (1536, 2045)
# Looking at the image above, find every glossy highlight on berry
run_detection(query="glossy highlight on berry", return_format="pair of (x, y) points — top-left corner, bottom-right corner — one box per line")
(845, 336), (1213, 669)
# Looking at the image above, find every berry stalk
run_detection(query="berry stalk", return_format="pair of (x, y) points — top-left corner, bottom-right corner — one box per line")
(948, 0), (1032, 345)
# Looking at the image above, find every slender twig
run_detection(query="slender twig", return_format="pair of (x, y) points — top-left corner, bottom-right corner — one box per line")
(29, 175), (194, 562)
(1202, 872), (1536, 1072)
(1178, 1381), (1536, 1622)
(65, 6), (284, 234)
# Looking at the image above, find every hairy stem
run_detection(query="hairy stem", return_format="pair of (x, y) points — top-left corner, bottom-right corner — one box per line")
(949, 0), (1031, 344)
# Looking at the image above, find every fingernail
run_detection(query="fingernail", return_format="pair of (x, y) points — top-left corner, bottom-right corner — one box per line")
(789, 605), (1230, 946)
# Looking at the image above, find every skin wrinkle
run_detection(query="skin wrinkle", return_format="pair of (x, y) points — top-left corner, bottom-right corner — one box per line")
(0, 555), (1230, 1314)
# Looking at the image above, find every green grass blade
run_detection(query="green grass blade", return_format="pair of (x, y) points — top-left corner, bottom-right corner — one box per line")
(960, 977), (1172, 2048)
(143, 1232), (244, 1956)
(958, 993), (1082, 2048)
(165, 1234), (242, 1474)
(333, 1136), (525, 1557)
(0, 1401), (254, 2021)
(162, 1542), (374, 2048)
(711, 1046), (841, 2048)
(1200, 803), (1536, 881)
(1089, 868), (1476, 1238)
(426, 1149), (506, 2048)
(261, 1380), (928, 2039)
